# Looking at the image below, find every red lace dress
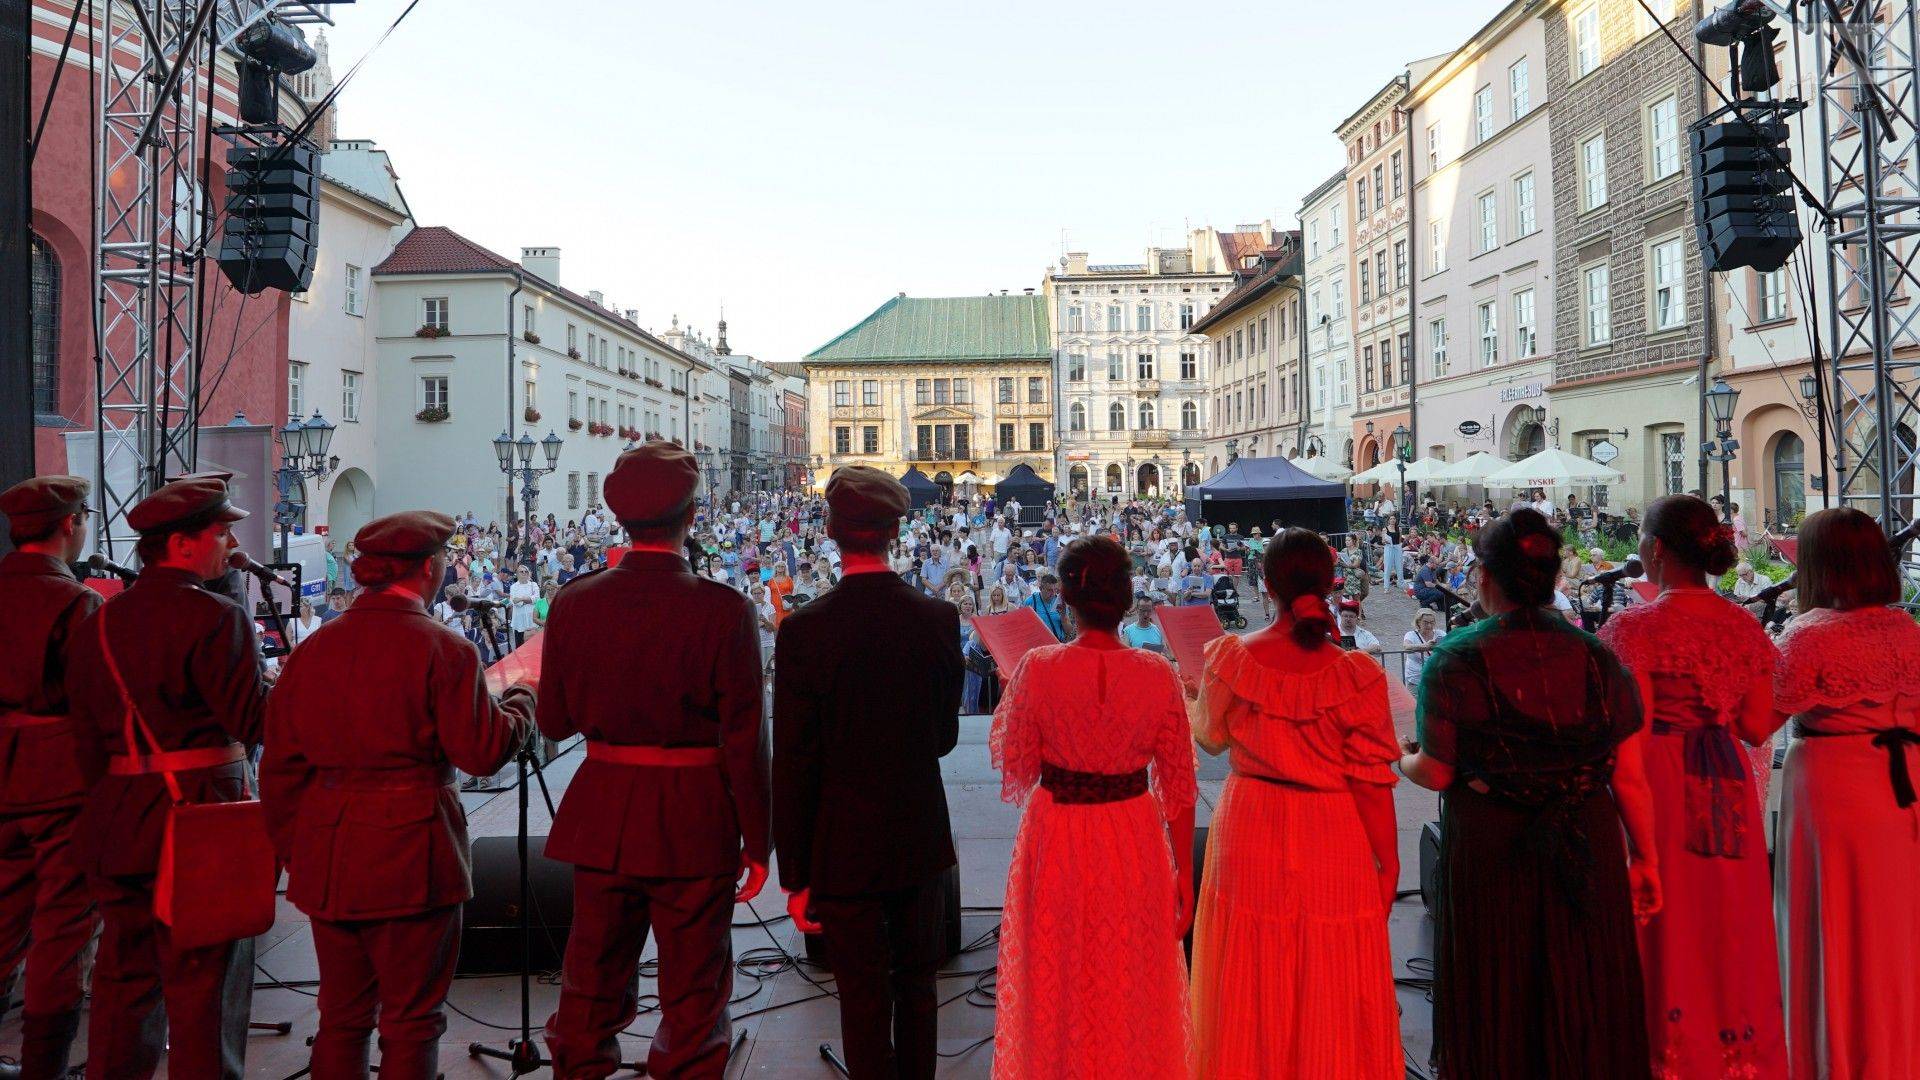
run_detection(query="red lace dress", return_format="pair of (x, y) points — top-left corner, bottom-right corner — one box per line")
(1773, 606), (1920, 1079)
(1600, 589), (1785, 1080)
(988, 642), (1197, 1079)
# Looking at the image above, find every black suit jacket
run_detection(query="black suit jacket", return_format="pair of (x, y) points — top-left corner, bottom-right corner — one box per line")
(773, 570), (962, 897)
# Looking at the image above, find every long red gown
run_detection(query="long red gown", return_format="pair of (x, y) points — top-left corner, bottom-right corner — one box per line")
(988, 642), (1196, 1078)
(1600, 589), (1786, 1080)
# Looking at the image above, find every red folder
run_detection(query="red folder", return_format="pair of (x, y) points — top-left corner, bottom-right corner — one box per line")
(970, 608), (1060, 678)
(1155, 604), (1225, 690)
(485, 629), (544, 695)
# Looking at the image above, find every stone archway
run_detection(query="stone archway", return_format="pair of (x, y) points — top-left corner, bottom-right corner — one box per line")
(325, 467), (376, 542)
(1069, 464), (1089, 496)
(1136, 463), (1161, 497)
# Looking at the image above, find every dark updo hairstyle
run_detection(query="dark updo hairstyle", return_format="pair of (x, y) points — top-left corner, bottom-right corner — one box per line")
(1262, 528), (1337, 648)
(1473, 507), (1562, 608)
(1642, 494), (1739, 578)
(1058, 535), (1133, 631)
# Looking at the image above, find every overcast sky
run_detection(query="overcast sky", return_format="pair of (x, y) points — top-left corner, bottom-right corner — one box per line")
(323, 0), (1495, 362)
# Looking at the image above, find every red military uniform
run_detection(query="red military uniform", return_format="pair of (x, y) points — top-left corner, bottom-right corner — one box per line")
(0, 477), (104, 1078)
(63, 477), (270, 1080)
(262, 510), (533, 1080)
(541, 446), (769, 1079)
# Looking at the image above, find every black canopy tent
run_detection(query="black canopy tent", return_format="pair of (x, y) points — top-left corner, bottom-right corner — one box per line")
(898, 467), (942, 510)
(993, 464), (1053, 527)
(1184, 457), (1348, 535)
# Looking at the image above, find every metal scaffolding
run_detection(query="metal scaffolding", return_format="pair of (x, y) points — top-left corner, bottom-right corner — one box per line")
(89, 0), (336, 551)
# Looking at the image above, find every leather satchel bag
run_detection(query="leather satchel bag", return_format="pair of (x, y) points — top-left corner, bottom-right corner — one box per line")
(98, 610), (276, 950)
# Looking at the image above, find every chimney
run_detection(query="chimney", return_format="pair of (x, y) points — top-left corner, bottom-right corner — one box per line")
(1064, 252), (1089, 275)
(624, 308), (638, 324)
(586, 289), (605, 309)
(1023, 287), (1035, 295)
(520, 246), (561, 284)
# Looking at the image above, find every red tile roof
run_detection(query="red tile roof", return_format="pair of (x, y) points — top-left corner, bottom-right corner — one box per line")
(1219, 230), (1272, 269)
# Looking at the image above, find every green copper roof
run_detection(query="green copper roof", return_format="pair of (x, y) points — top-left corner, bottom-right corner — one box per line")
(804, 294), (1051, 365)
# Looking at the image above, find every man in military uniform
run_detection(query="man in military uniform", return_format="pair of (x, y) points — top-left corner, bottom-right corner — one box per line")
(0, 477), (104, 1078)
(540, 443), (770, 1079)
(261, 510), (535, 1080)
(64, 474), (272, 1080)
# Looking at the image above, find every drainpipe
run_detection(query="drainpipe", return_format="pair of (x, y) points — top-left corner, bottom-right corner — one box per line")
(1695, 0), (1714, 493)
(1296, 218), (1311, 453)
(1401, 92), (1421, 508)
(506, 272), (523, 536)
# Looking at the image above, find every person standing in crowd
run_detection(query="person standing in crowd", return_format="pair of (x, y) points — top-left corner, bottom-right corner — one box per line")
(1771, 507), (1920, 1078)
(751, 581), (778, 674)
(64, 475), (271, 1079)
(1382, 515), (1405, 588)
(261, 512), (536, 1080)
(507, 563), (538, 646)
(773, 467), (963, 1080)
(1121, 600), (1164, 653)
(286, 599), (324, 649)
(1187, 529), (1402, 1077)
(989, 536), (1196, 1077)
(1400, 508), (1659, 1079)
(1336, 601), (1380, 657)
(0, 478), (103, 1078)
(539, 445), (770, 1079)
(1599, 494), (1785, 1079)
(1023, 571), (1070, 641)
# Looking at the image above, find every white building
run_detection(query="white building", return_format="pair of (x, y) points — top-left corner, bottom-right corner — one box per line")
(1043, 225), (1274, 499)
(369, 229), (702, 524)
(658, 317), (793, 493)
(286, 138), (412, 541)
(1300, 169), (1353, 469)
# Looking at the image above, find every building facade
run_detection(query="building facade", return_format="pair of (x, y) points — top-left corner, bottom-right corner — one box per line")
(1409, 2), (1558, 472)
(804, 294), (1053, 498)
(1543, 0), (1708, 507)
(1190, 237), (1307, 477)
(1301, 170), (1354, 469)
(369, 229), (701, 523)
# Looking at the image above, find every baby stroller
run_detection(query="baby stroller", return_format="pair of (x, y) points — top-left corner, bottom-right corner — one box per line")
(1211, 580), (1248, 630)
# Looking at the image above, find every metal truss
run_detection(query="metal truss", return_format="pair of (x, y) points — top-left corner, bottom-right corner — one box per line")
(1812, 0), (1920, 536)
(90, 0), (341, 553)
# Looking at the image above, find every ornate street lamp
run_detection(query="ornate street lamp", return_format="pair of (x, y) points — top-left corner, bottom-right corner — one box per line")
(274, 409), (339, 562)
(1703, 377), (1742, 522)
(494, 427), (564, 593)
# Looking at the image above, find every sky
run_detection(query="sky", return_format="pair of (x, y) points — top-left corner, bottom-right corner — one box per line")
(322, 0), (1497, 363)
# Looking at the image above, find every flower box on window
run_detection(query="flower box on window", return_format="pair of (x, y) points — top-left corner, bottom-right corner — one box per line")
(414, 406), (449, 423)
(524, 407), (541, 423)
(414, 325), (448, 339)
(568, 418), (584, 431)
(567, 347), (582, 360)
(523, 331), (542, 345)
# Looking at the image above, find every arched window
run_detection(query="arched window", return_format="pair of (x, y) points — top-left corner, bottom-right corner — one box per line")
(1181, 401), (1198, 430)
(1138, 400), (1156, 429)
(31, 237), (59, 415)
(1773, 432), (1806, 526)
(1069, 401), (1086, 431)
(1109, 401), (1126, 430)
(1104, 463), (1123, 491)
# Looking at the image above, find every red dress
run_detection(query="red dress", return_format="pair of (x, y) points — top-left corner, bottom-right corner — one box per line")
(1600, 589), (1785, 1079)
(989, 643), (1196, 1078)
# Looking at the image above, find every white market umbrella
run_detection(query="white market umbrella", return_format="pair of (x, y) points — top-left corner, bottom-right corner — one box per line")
(1485, 447), (1625, 488)
(974, 473), (1003, 486)
(1397, 456), (1452, 483)
(1423, 451), (1513, 485)
(1298, 456), (1351, 481)
(1348, 460), (1399, 485)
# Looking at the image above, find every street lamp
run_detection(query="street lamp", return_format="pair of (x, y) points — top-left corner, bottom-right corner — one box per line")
(1798, 373), (1819, 403)
(1392, 422), (1412, 519)
(1703, 377), (1742, 523)
(494, 427), (564, 575)
(274, 409), (339, 563)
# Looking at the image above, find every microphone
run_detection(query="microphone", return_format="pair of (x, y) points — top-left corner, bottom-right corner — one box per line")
(1582, 557), (1643, 588)
(1752, 573), (1796, 606)
(448, 594), (504, 613)
(228, 551), (293, 589)
(81, 553), (138, 583)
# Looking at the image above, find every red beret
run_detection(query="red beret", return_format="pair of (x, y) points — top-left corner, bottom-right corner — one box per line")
(354, 511), (456, 558)
(825, 466), (908, 527)
(0, 475), (89, 535)
(604, 442), (699, 525)
(126, 476), (247, 535)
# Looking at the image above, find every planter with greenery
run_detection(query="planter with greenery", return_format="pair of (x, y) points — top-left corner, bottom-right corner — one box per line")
(568, 418), (584, 431)
(415, 406), (449, 423)
(567, 347), (582, 359)
(523, 331), (542, 345)
(524, 407), (541, 423)
(414, 325), (448, 339)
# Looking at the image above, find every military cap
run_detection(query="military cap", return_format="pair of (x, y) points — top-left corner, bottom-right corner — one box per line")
(604, 442), (699, 526)
(0, 475), (90, 535)
(166, 468), (235, 485)
(825, 466), (909, 527)
(354, 510), (456, 559)
(126, 475), (247, 534)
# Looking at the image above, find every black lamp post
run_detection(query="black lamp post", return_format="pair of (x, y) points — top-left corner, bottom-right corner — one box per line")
(274, 409), (339, 563)
(1392, 422), (1412, 519)
(494, 428), (563, 565)
(1703, 377), (1742, 523)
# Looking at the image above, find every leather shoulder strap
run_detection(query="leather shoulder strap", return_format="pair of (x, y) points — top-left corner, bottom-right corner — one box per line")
(96, 606), (185, 803)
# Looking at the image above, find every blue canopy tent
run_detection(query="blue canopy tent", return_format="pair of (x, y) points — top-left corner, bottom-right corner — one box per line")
(898, 467), (942, 510)
(1184, 457), (1348, 535)
(993, 463), (1053, 528)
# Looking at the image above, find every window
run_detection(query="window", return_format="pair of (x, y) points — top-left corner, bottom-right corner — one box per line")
(566, 324), (577, 353)
(422, 297), (448, 331)
(1180, 302), (1195, 329)
(1070, 402), (1087, 431)
(1394, 241), (1408, 288)
(1136, 303), (1152, 331)
(1477, 192), (1498, 253)
(1391, 152), (1404, 197)
(933, 425), (953, 459)
(864, 426), (880, 454)
(567, 472), (580, 511)
(999, 423), (1016, 452)
(1648, 95), (1681, 180)
(1426, 125), (1441, 171)
(1356, 176), (1369, 215)
(1474, 85), (1495, 143)
(952, 378), (970, 404)
(421, 374), (448, 414)
(1331, 278), (1345, 317)
(998, 377), (1015, 403)
(568, 391), (578, 421)
(1373, 164), (1385, 210)
(1509, 58), (1531, 118)
(1330, 205), (1342, 246)
(833, 380), (850, 407)
(834, 426), (851, 454)
(288, 361), (307, 417)
(1029, 376), (1045, 402)
(1430, 318), (1449, 375)
(1774, 432), (1806, 522)
(1662, 432), (1686, 495)
(1584, 262), (1613, 345)
(1574, 6), (1601, 78)
(524, 377), (537, 411)
(587, 472), (600, 506)
(337, 370), (361, 422)
(344, 265), (362, 315)
(1757, 268), (1789, 321)
(1259, 317), (1269, 353)
(1134, 400), (1154, 430)
(1336, 360), (1350, 404)
(1029, 423), (1045, 451)
(1068, 352), (1086, 381)
(916, 425), (933, 457)
(1430, 222), (1447, 272)
(862, 379), (879, 406)
(933, 379), (951, 405)
(1179, 351), (1197, 380)
(1181, 401), (1198, 430)
(1399, 333), (1413, 385)
(952, 425), (971, 458)
(1363, 345), (1377, 391)
(1581, 133), (1608, 210)
(1651, 237), (1687, 330)
(31, 238), (58, 414)
(522, 304), (535, 338)
(1376, 251), (1388, 295)
(1109, 401), (1127, 430)
(1234, 330), (1244, 360)
(1138, 351), (1158, 380)
(1359, 259), (1372, 303)
(1640, 0), (1675, 35)
(1107, 352), (1124, 380)
(1514, 172), (1537, 236)
(1477, 301), (1499, 367)
(1106, 305), (1122, 332)
(1513, 289), (1537, 358)
(1067, 305), (1083, 332)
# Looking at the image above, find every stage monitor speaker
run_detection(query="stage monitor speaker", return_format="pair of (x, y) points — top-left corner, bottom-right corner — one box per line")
(1419, 820), (1442, 915)
(800, 860), (965, 967)
(458, 835), (575, 976)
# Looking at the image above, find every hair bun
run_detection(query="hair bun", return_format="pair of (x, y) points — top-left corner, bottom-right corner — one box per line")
(1290, 593), (1329, 624)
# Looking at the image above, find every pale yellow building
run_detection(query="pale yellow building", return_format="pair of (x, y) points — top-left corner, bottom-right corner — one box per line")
(1189, 236), (1309, 474)
(803, 293), (1055, 498)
